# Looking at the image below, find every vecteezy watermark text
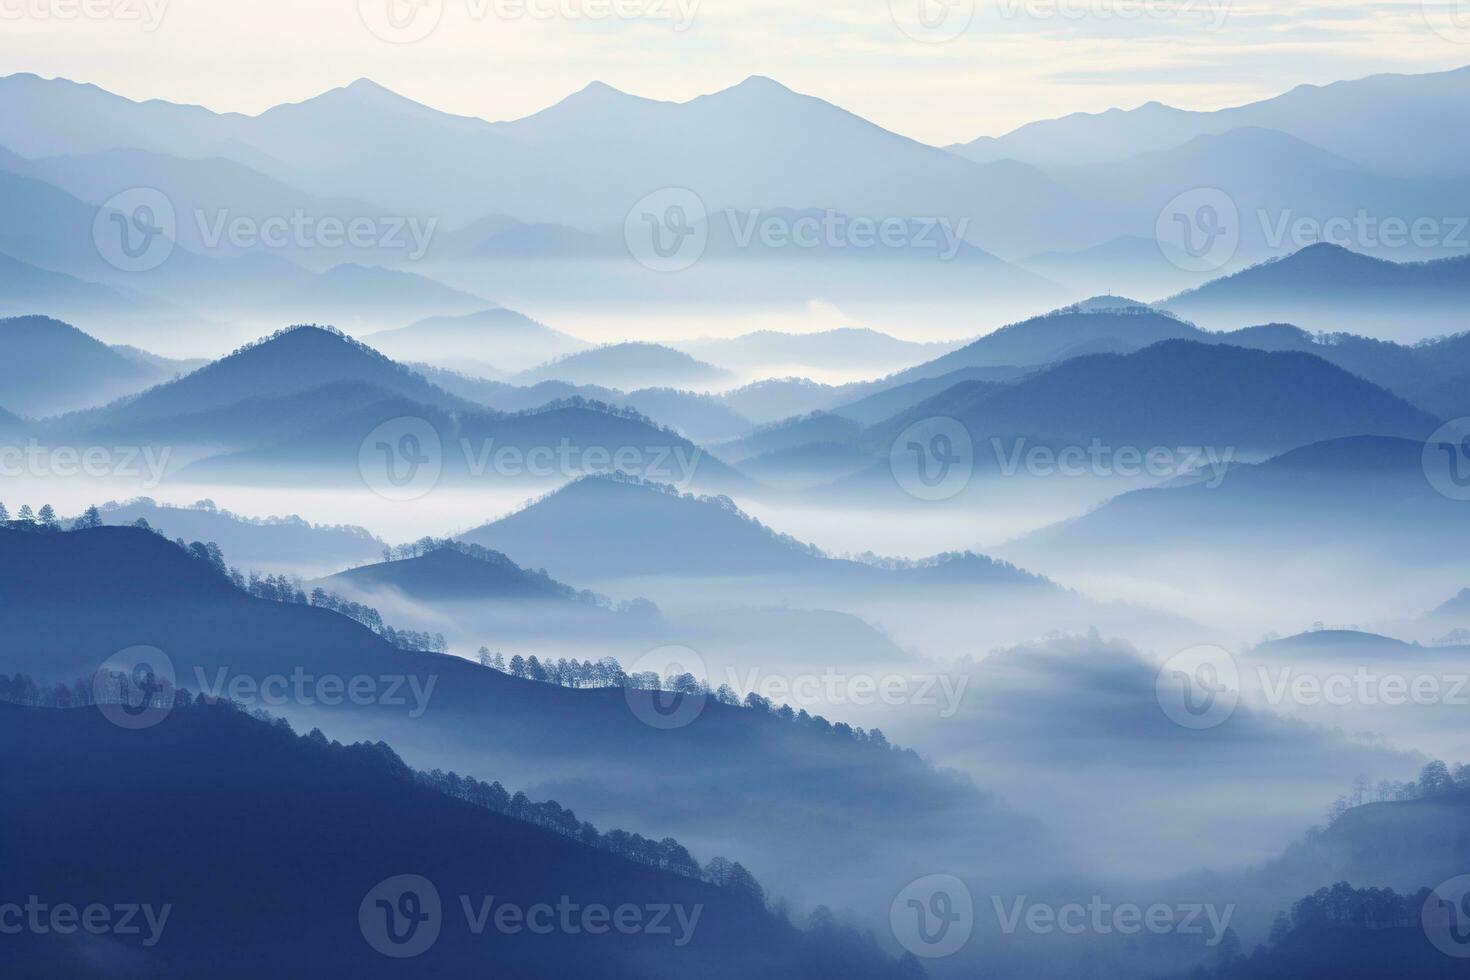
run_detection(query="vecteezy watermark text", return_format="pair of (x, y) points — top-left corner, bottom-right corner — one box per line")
(992, 438), (1236, 487)
(725, 667), (969, 719)
(359, 416), (705, 502)
(358, 875), (702, 958)
(0, 0), (168, 30)
(624, 188), (974, 273)
(193, 209), (439, 261)
(0, 441), (171, 488)
(192, 667), (438, 718)
(0, 897), (171, 947)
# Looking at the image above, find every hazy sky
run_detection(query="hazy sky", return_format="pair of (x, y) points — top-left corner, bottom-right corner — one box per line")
(0, 0), (1466, 144)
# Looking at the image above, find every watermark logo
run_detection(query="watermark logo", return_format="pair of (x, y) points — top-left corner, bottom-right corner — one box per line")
(624, 645), (708, 730)
(1424, 418), (1470, 502)
(891, 417), (974, 501)
(358, 0), (445, 42)
(360, 875), (443, 958)
(1423, 875), (1470, 958)
(1156, 644), (1239, 730)
(891, 874), (974, 958)
(359, 417), (443, 502)
(1156, 188), (1239, 273)
(625, 188), (708, 272)
(890, 0), (975, 43)
(1424, 0), (1470, 44)
(93, 188), (176, 273)
(93, 646), (176, 731)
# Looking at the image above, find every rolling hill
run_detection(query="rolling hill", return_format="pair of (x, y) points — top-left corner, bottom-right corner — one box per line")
(0, 522), (1048, 928)
(869, 340), (1440, 457)
(1162, 244), (1470, 337)
(514, 343), (734, 391)
(364, 307), (591, 373)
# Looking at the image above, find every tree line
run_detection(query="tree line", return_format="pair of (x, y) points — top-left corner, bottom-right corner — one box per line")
(475, 647), (899, 754)
(1328, 760), (1470, 825)
(0, 678), (766, 905)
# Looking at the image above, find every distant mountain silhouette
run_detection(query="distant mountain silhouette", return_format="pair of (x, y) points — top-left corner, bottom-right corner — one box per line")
(1427, 589), (1470, 624)
(514, 343), (734, 391)
(674, 328), (962, 374)
(1163, 244), (1470, 337)
(316, 545), (585, 603)
(0, 255), (156, 325)
(60, 325), (469, 437)
(900, 300), (1194, 372)
(950, 64), (1470, 179)
(0, 315), (170, 416)
(718, 412), (863, 464)
(177, 391), (749, 494)
(831, 368), (1016, 426)
(717, 378), (844, 425)
(0, 72), (1093, 258)
(365, 308), (591, 373)
(621, 388), (755, 444)
(460, 474), (1055, 595)
(409, 368), (755, 444)
(1006, 436), (1469, 570)
(272, 263), (487, 328)
(871, 340), (1439, 456)
(94, 497), (385, 576)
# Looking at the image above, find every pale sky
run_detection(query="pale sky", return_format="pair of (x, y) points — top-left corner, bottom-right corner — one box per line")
(0, 0), (1467, 144)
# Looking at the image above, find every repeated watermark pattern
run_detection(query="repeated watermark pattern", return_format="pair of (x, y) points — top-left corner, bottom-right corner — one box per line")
(1424, 418), (1470, 502)
(890, 418), (1237, 502)
(1157, 188), (1240, 273)
(1423, 0), (1470, 44)
(623, 646), (708, 730)
(358, 417), (705, 502)
(358, 875), (703, 958)
(1423, 875), (1470, 959)
(1159, 187), (1470, 273)
(0, 441), (172, 488)
(93, 646), (177, 731)
(193, 209), (438, 261)
(726, 667), (969, 719)
(191, 667), (437, 718)
(1155, 645), (1240, 730)
(94, 188), (176, 272)
(624, 190), (974, 272)
(0, 0), (167, 30)
(890, 417), (975, 502)
(0, 898), (171, 947)
(357, 0), (699, 43)
(996, 0), (1231, 29)
(890, 875), (1235, 959)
